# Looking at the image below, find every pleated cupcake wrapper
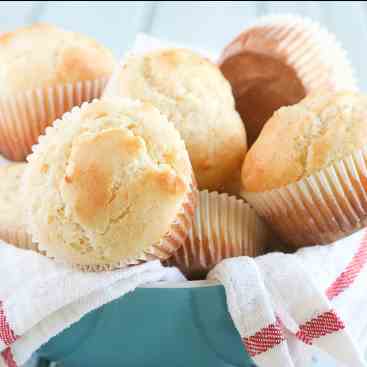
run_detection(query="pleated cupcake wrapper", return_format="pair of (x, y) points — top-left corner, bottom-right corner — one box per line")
(0, 226), (38, 252)
(0, 78), (109, 161)
(166, 190), (271, 279)
(219, 14), (357, 92)
(243, 146), (367, 249)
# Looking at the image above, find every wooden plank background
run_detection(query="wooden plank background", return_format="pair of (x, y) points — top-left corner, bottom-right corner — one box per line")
(0, 1), (366, 87)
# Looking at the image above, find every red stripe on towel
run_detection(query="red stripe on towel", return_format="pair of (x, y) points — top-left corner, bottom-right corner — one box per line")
(296, 310), (345, 345)
(243, 317), (285, 357)
(1, 348), (17, 367)
(326, 230), (367, 300)
(0, 302), (17, 346)
(242, 230), (367, 358)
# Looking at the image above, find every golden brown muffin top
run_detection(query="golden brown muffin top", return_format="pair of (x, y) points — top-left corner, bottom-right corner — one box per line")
(24, 97), (193, 267)
(0, 23), (116, 95)
(104, 48), (247, 194)
(242, 91), (367, 192)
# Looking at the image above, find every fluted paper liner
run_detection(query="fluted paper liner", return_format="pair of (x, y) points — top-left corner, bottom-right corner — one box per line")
(243, 146), (367, 249)
(219, 14), (357, 92)
(0, 78), (109, 161)
(166, 190), (271, 279)
(0, 226), (38, 252)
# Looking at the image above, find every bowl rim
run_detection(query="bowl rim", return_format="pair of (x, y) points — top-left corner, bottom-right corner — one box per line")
(140, 280), (221, 289)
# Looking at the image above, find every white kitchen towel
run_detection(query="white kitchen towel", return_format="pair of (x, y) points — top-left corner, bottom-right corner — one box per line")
(209, 228), (367, 367)
(0, 241), (184, 367)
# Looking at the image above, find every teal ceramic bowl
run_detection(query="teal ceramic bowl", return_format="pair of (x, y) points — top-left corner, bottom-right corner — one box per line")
(37, 281), (255, 367)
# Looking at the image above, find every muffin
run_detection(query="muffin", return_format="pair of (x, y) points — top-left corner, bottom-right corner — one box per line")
(23, 97), (196, 270)
(242, 91), (367, 248)
(219, 15), (357, 147)
(0, 163), (35, 250)
(165, 190), (271, 279)
(0, 23), (117, 161)
(103, 48), (247, 194)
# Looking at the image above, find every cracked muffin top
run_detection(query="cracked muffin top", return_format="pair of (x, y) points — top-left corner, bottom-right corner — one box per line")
(23, 97), (193, 267)
(103, 48), (247, 194)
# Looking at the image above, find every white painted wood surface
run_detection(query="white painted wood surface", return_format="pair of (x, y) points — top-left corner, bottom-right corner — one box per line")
(0, 1), (366, 87)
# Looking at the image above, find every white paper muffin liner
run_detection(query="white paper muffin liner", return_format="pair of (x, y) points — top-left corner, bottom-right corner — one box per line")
(219, 14), (358, 92)
(243, 146), (367, 249)
(0, 226), (38, 252)
(0, 78), (109, 161)
(165, 190), (271, 279)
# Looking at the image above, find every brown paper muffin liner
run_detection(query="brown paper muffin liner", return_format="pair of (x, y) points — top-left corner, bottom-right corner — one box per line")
(165, 190), (271, 279)
(242, 146), (367, 249)
(219, 14), (357, 92)
(0, 78), (109, 161)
